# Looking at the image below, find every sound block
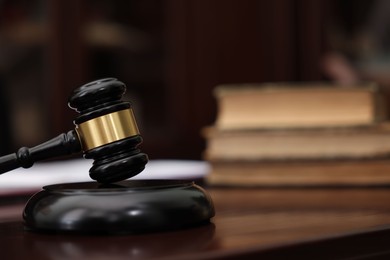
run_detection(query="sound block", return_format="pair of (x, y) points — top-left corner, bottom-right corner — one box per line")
(23, 180), (215, 234)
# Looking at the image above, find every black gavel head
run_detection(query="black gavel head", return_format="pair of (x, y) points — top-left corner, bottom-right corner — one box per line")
(68, 78), (148, 183)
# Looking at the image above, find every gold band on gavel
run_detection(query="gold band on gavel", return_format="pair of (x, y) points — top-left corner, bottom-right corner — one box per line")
(75, 108), (140, 151)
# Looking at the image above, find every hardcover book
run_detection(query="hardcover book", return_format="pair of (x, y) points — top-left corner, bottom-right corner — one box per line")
(203, 124), (390, 161)
(204, 81), (390, 187)
(214, 82), (385, 130)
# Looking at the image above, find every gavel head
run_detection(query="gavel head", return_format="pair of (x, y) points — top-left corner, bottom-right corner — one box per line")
(68, 78), (148, 183)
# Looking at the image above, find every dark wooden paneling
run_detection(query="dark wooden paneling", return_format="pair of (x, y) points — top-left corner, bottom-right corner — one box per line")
(44, 0), (327, 159)
(47, 0), (87, 135)
(163, 0), (327, 158)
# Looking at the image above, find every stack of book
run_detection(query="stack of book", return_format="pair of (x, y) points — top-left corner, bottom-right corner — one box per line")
(203, 82), (390, 186)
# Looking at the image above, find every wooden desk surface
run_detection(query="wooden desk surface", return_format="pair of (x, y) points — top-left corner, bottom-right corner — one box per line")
(2, 187), (390, 259)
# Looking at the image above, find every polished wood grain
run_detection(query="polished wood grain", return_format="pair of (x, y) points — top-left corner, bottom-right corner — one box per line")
(2, 187), (390, 259)
(210, 188), (390, 254)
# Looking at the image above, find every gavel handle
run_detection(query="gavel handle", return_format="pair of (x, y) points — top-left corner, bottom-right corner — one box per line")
(0, 130), (82, 174)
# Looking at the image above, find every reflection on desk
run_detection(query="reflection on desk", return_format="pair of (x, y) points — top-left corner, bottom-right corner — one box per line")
(1, 221), (216, 259)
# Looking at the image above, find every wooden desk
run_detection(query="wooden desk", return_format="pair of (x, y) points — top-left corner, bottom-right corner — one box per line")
(1, 187), (390, 259)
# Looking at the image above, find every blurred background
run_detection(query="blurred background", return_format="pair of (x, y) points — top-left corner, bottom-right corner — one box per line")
(0, 0), (389, 160)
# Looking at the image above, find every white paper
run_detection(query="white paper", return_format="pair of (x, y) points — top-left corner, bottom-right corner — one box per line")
(0, 159), (210, 195)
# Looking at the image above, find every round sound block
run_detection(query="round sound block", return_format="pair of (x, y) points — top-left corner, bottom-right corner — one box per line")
(23, 180), (215, 234)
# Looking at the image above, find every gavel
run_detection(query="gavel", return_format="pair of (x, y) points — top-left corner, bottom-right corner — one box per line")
(0, 78), (214, 234)
(0, 78), (148, 183)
